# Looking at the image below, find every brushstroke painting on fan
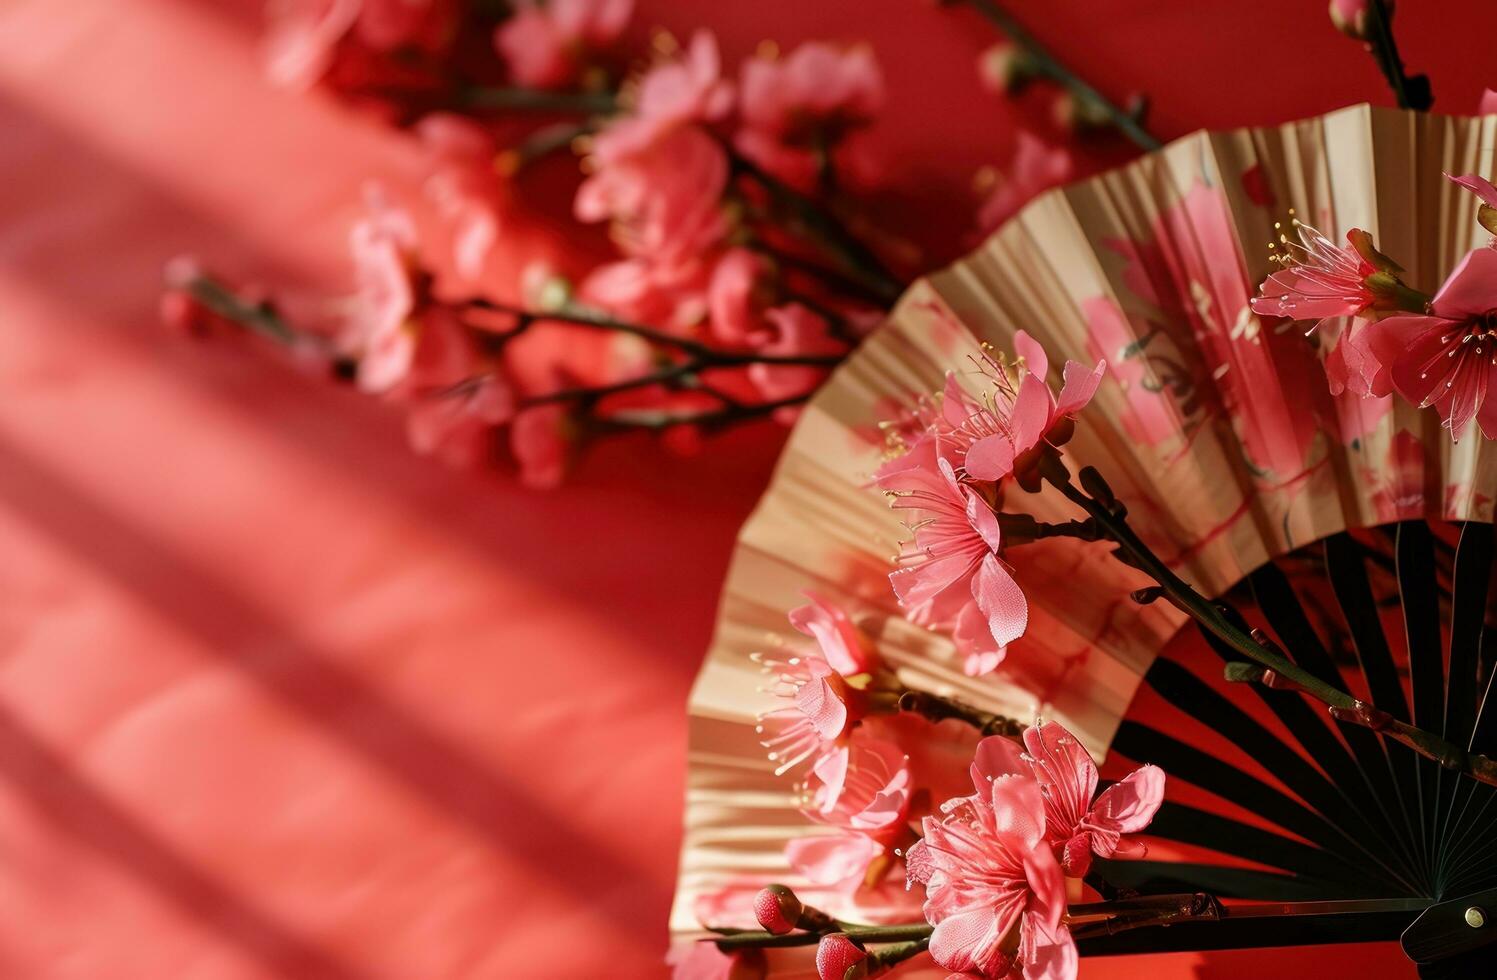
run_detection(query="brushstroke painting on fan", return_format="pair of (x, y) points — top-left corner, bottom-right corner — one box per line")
(671, 104), (1497, 980)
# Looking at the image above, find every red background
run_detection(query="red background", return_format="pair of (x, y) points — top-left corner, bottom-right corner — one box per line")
(3, 0), (1491, 976)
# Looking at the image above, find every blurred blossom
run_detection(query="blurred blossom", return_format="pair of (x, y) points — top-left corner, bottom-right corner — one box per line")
(415, 114), (505, 282)
(977, 133), (1072, 234)
(495, 0), (633, 89)
(736, 41), (884, 190)
(263, 0), (459, 90)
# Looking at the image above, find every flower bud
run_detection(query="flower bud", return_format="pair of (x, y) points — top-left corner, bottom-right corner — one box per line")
(1329, 0), (1391, 40)
(816, 934), (868, 980)
(158, 289), (208, 337)
(752, 884), (803, 935)
(978, 41), (1040, 95)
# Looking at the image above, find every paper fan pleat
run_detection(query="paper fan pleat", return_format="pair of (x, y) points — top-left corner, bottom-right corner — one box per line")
(673, 105), (1497, 949)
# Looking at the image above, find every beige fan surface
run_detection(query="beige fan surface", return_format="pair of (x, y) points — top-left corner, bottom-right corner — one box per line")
(671, 104), (1497, 956)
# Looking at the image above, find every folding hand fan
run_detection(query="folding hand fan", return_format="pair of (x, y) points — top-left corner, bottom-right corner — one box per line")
(672, 103), (1497, 978)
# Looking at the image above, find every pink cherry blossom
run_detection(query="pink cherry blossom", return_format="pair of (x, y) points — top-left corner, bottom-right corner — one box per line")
(877, 444), (1028, 652)
(908, 773), (1074, 980)
(263, 0), (457, 90)
(1359, 247), (1497, 438)
(975, 722), (1164, 878)
(495, 0), (632, 89)
(399, 308), (515, 467)
(509, 403), (573, 488)
(576, 124), (730, 268)
(707, 248), (772, 346)
(746, 304), (842, 408)
(1250, 222), (1377, 330)
(755, 651), (868, 776)
(789, 593), (878, 677)
(415, 114), (504, 281)
(735, 42), (883, 190)
(345, 194), (420, 393)
(592, 31), (733, 161)
(962, 332), (1105, 484)
(977, 134), (1072, 234)
(787, 737), (911, 893)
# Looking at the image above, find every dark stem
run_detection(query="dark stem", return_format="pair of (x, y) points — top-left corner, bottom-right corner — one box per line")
(1044, 459), (1497, 788)
(954, 0), (1162, 151)
(1360, 0), (1432, 111)
(898, 689), (1024, 736)
(745, 240), (895, 309)
(466, 298), (845, 367)
(711, 922), (932, 951)
(456, 84), (619, 115)
(729, 150), (906, 305)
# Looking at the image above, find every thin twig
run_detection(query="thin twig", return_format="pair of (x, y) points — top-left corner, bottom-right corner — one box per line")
(456, 85), (619, 115)
(729, 150), (905, 305)
(952, 0), (1162, 151)
(1045, 460), (1497, 788)
(1361, 0), (1432, 111)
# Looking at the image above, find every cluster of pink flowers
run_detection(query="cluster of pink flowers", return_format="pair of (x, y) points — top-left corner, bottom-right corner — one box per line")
(572, 33), (885, 400)
(875, 333), (1104, 676)
(1252, 174), (1497, 440)
(905, 723), (1162, 979)
(212, 7), (903, 485)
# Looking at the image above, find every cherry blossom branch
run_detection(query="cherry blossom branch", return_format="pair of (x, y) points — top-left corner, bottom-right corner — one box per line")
(178, 273), (834, 432)
(455, 84), (619, 115)
(728, 150), (906, 305)
(897, 689), (1024, 736)
(1041, 458), (1497, 788)
(948, 0), (1162, 151)
(1360, 0), (1433, 111)
(465, 298), (845, 367)
(590, 393), (812, 432)
(711, 922), (932, 951)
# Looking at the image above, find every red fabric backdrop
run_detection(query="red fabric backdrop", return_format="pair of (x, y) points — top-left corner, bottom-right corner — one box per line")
(4, 0), (1493, 976)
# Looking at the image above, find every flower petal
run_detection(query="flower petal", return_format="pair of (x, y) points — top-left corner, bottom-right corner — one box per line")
(1084, 763), (1165, 853)
(1022, 720), (1097, 838)
(965, 434), (1016, 481)
(973, 553), (1028, 648)
(1053, 359), (1106, 419)
(989, 773), (1046, 848)
(1014, 329), (1050, 382)
(785, 832), (883, 891)
(1430, 246), (1497, 319)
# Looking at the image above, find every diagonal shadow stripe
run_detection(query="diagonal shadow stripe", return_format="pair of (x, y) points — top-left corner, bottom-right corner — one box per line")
(0, 430), (668, 916)
(0, 699), (371, 980)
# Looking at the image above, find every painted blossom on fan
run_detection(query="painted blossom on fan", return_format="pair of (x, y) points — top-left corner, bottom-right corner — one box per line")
(977, 134), (1072, 234)
(495, 0), (632, 89)
(962, 331), (1105, 487)
(1356, 247), (1497, 438)
(755, 596), (879, 774)
(876, 446), (1028, 665)
(786, 737), (912, 893)
(736, 42), (884, 191)
(975, 722), (1164, 878)
(1111, 181), (1326, 479)
(907, 774), (1074, 980)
